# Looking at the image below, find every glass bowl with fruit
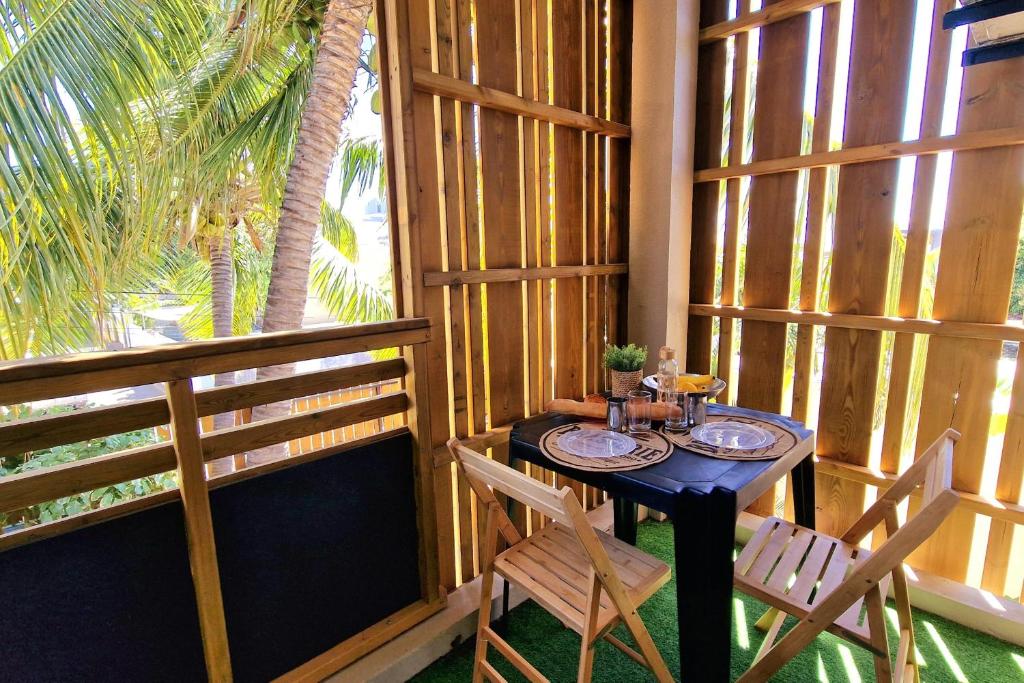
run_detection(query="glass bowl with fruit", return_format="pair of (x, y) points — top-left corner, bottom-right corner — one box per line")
(642, 372), (726, 399)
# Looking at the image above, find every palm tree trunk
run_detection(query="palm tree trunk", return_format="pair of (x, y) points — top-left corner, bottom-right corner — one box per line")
(249, 0), (372, 465)
(208, 230), (236, 475)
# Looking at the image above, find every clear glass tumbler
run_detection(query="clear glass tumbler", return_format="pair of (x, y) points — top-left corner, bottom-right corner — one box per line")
(627, 390), (652, 434)
(663, 389), (687, 431)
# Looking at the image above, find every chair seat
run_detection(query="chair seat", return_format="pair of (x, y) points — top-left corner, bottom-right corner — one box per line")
(735, 517), (891, 646)
(495, 522), (671, 637)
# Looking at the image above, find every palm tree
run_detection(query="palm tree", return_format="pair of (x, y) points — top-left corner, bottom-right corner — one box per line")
(261, 0), (374, 338)
(0, 0), (383, 362)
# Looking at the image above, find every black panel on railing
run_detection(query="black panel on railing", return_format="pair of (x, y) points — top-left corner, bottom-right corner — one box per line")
(0, 502), (207, 682)
(211, 430), (422, 681)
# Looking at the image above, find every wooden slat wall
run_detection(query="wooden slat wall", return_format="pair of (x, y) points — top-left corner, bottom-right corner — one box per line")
(816, 2), (918, 536)
(736, 4), (811, 517)
(686, 0), (730, 374)
(688, 0), (1024, 599)
(383, 0), (632, 591)
(911, 55), (1024, 582)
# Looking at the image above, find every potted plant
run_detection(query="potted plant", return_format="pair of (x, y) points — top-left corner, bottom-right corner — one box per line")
(604, 343), (648, 397)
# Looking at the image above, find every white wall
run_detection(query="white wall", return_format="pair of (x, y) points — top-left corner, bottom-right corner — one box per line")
(627, 0), (701, 372)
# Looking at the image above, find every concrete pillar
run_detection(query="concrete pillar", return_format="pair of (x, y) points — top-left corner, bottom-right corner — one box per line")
(627, 0), (701, 372)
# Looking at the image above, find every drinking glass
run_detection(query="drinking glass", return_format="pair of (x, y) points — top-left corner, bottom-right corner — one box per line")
(626, 390), (652, 434)
(663, 389), (687, 431)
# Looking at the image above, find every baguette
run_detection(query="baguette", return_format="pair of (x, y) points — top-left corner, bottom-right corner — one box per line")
(546, 398), (682, 421)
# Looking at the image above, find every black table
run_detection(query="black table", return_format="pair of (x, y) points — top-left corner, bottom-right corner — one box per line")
(509, 404), (816, 681)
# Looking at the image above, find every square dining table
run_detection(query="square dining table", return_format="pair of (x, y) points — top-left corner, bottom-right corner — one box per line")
(508, 403), (816, 681)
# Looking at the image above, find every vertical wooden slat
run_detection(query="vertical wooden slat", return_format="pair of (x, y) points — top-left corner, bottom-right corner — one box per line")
(717, 0), (751, 402)
(880, 0), (956, 477)
(791, 1), (841, 425)
(912, 56), (1024, 581)
(165, 379), (232, 682)
(476, 0), (527, 536)
(736, 5), (810, 517)
(606, 0), (631, 350)
(686, 0), (730, 373)
(520, 0), (554, 531)
(457, 0), (490, 580)
(552, 0), (586, 501)
(815, 1), (917, 537)
(437, 0), (480, 582)
(984, 356), (1024, 593)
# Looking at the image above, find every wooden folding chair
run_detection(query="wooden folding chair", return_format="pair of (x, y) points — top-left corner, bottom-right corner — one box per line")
(447, 438), (674, 683)
(733, 429), (961, 682)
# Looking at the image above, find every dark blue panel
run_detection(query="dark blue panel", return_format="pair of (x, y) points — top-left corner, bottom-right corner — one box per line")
(211, 431), (422, 682)
(0, 502), (207, 683)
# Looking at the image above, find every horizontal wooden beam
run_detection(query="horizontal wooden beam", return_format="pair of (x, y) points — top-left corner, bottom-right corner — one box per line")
(815, 456), (1024, 527)
(194, 358), (405, 417)
(0, 398), (169, 460)
(699, 0), (839, 44)
(0, 359), (407, 459)
(424, 264), (628, 287)
(202, 393), (409, 461)
(0, 396), (409, 515)
(0, 326), (429, 406)
(0, 428), (411, 553)
(693, 126), (1024, 183)
(280, 598), (446, 682)
(412, 69), (630, 139)
(0, 443), (177, 514)
(689, 304), (1024, 343)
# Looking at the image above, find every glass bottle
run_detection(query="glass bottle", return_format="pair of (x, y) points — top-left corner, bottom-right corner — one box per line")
(657, 346), (678, 403)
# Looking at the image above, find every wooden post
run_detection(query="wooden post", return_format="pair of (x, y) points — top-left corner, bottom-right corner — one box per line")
(165, 379), (232, 682)
(380, 0), (444, 601)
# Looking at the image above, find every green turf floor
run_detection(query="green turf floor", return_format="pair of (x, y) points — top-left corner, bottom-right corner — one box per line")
(412, 521), (1024, 682)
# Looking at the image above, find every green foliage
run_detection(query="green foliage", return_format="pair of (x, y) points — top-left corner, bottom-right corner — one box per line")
(1, 405), (175, 528)
(0, 1), (391, 358)
(604, 344), (647, 372)
(1010, 235), (1024, 320)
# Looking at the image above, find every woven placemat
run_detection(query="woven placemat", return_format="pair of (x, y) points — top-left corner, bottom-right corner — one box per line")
(661, 415), (800, 461)
(539, 422), (674, 472)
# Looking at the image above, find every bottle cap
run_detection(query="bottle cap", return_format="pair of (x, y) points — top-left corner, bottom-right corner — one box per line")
(659, 346), (675, 360)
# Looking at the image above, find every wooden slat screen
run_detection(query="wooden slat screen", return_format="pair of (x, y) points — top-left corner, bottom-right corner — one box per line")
(381, 0), (631, 590)
(689, 0), (1024, 601)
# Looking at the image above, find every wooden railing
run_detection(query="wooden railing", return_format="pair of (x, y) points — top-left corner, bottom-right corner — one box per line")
(0, 318), (437, 680)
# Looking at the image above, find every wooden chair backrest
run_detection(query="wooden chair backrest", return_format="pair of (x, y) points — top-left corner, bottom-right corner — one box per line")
(447, 439), (575, 529)
(842, 428), (959, 546)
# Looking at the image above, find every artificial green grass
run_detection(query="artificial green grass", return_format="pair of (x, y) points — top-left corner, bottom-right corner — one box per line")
(412, 521), (1024, 682)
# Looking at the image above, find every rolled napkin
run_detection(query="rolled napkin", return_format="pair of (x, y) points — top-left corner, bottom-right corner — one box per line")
(546, 398), (682, 421)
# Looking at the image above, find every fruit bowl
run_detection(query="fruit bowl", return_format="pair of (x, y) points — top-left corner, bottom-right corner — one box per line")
(642, 373), (726, 399)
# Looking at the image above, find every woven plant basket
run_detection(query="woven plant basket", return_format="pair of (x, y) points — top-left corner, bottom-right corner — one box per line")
(610, 369), (643, 398)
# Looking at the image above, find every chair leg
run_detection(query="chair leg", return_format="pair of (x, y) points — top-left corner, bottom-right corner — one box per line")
(577, 570), (602, 683)
(752, 609), (787, 664)
(865, 585), (893, 683)
(473, 503), (501, 683)
(753, 606), (780, 632)
(616, 603), (674, 683)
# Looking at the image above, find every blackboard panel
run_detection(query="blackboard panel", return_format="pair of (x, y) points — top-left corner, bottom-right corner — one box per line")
(0, 502), (207, 683)
(211, 431), (422, 682)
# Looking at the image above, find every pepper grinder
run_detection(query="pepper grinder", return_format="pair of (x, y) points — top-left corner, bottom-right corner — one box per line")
(606, 396), (627, 433)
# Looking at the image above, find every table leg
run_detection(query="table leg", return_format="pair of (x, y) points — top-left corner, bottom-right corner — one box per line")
(791, 453), (817, 529)
(613, 497), (638, 545)
(675, 487), (737, 682)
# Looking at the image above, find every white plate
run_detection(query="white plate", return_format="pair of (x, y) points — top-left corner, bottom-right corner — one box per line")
(691, 422), (775, 450)
(557, 430), (637, 458)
